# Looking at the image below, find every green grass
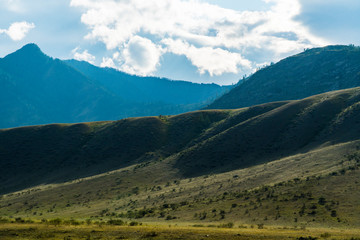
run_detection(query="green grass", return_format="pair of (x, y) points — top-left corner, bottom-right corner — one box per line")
(1, 139), (359, 228)
(2, 88), (360, 193)
(207, 45), (360, 110)
(0, 110), (230, 194)
(1, 88), (360, 231)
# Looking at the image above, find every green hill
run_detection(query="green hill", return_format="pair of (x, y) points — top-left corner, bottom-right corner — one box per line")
(1, 88), (360, 227)
(0, 110), (229, 193)
(206, 45), (360, 109)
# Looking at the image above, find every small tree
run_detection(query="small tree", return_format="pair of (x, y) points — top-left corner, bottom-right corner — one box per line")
(318, 197), (326, 205)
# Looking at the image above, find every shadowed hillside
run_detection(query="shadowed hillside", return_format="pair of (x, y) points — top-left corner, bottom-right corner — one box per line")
(177, 88), (360, 176)
(1, 87), (360, 194)
(1, 88), (360, 228)
(0, 111), (229, 193)
(207, 45), (360, 109)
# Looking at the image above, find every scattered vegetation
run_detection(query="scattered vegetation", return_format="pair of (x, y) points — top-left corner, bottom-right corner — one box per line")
(1, 81), (360, 238)
(0, 222), (359, 240)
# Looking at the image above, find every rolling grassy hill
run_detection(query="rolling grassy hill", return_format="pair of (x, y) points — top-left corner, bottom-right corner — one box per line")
(1, 87), (360, 228)
(206, 45), (360, 109)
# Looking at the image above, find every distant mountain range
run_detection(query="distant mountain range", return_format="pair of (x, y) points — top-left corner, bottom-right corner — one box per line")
(206, 45), (360, 109)
(0, 44), (231, 129)
(2, 44), (360, 129)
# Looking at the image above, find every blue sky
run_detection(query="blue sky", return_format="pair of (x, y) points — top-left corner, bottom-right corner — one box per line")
(0, 0), (359, 85)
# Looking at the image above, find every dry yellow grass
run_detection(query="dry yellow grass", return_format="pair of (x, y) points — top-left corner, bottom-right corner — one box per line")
(1, 140), (359, 228)
(0, 223), (359, 240)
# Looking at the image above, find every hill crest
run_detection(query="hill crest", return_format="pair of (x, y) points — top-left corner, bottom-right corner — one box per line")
(206, 45), (360, 109)
(1, 87), (360, 193)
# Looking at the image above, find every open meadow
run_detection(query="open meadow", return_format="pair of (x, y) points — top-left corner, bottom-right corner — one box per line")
(1, 222), (360, 240)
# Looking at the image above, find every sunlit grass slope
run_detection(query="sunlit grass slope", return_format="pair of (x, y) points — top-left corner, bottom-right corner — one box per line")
(1, 87), (360, 228)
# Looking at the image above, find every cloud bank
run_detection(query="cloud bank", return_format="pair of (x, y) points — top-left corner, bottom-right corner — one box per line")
(0, 21), (35, 41)
(70, 0), (328, 77)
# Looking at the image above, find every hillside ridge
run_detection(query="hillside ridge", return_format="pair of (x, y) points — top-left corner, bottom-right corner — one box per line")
(1, 87), (360, 194)
(207, 45), (360, 109)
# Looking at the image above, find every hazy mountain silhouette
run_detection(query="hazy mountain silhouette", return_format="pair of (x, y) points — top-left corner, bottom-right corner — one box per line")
(65, 60), (231, 105)
(0, 44), (230, 129)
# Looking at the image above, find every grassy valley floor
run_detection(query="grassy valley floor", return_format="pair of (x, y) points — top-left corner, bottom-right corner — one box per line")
(1, 223), (360, 240)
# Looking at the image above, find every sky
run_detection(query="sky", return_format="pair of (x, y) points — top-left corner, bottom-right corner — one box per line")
(0, 0), (359, 85)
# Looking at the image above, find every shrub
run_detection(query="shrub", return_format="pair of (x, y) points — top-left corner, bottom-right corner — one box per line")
(318, 197), (326, 205)
(330, 210), (337, 217)
(108, 219), (125, 225)
(320, 232), (331, 238)
(15, 217), (25, 223)
(49, 218), (62, 226)
(64, 219), (81, 225)
(219, 222), (234, 228)
(166, 215), (176, 220)
(257, 223), (264, 229)
(192, 224), (204, 227)
(143, 231), (158, 237)
(0, 217), (10, 223)
(132, 187), (140, 195)
(159, 211), (165, 218)
(129, 221), (140, 226)
(297, 237), (318, 240)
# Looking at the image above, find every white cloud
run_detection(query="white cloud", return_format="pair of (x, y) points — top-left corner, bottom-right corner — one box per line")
(117, 36), (163, 76)
(0, 21), (35, 41)
(163, 38), (252, 76)
(70, 0), (329, 77)
(71, 47), (96, 64)
(100, 57), (116, 68)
